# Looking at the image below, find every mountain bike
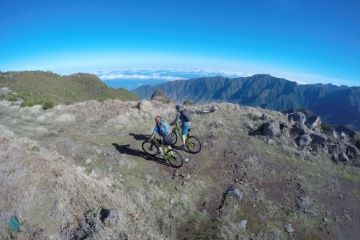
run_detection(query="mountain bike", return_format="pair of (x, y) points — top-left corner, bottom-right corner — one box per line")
(142, 138), (183, 167)
(170, 123), (202, 154)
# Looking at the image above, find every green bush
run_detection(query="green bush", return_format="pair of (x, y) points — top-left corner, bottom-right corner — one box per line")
(21, 97), (34, 107)
(42, 99), (54, 110)
(5, 94), (18, 101)
(320, 123), (332, 132)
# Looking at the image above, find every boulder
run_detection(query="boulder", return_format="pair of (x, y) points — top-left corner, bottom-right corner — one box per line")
(339, 152), (350, 162)
(260, 120), (281, 137)
(310, 133), (328, 145)
(296, 196), (311, 210)
(346, 144), (359, 159)
(297, 134), (312, 147)
(291, 122), (308, 136)
(280, 121), (290, 129)
(136, 100), (152, 111)
(328, 144), (342, 155)
(332, 130), (339, 139)
(288, 112), (306, 124)
(150, 89), (170, 102)
(284, 223), (294, 233)
(340, 131), (347, 140)
(305, 116), (321, 129)
(100, 208), (119, 227)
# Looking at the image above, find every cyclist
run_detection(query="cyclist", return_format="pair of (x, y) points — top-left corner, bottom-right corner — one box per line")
(170, 104), (192, 148)
(148, 116), (174, 157)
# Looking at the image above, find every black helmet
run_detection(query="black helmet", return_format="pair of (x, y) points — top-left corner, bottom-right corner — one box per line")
(175, 104), (182, 112)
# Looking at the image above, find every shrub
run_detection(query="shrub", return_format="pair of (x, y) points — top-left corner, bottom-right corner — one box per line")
(320, 123), (332, 132)
(21, 98), (34, 107)
(6, 94), (18, 101)
(42, 99), (54, 110)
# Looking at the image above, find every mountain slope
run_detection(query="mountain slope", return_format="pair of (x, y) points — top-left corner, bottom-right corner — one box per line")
(0, 99), (359, 239)
(312, 87), (360, 129)
(133, 74), (358, 129)
(0, 71), (138, 106)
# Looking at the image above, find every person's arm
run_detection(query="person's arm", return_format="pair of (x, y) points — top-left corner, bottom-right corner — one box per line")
(170, 112), (179, 125)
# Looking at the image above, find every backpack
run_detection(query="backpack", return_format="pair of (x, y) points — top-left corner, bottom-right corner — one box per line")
(158, 120), (171, 136)
(181, 109), (192, 122)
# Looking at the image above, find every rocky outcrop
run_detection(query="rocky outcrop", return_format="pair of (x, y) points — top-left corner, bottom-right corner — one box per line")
(250, 111), (360, 167)
(306, 115), (321, 129)
(151, 89), (170, 102)
(288, 112), (306, 124)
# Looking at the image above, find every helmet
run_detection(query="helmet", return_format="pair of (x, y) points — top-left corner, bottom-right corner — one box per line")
(175, 104), (182, 112)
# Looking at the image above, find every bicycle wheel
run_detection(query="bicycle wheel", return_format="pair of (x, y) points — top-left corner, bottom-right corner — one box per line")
(170, 130), (177, 145)
(142, 141), (158, 156)
(186, 136), (202, 153)
(166, 149), (183, 168)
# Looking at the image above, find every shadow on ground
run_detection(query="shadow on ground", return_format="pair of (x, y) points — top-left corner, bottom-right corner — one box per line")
(129, 133), (150, 141)
(112, 143), (171, 167)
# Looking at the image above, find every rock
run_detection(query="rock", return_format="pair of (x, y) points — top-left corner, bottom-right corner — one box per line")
(332, 130), (339, 139)
(228, 186), (244, 199)
(296, 196), (310, 209)
(150, 89), (170, 102)
(267, 139), (275, 145)
(261, 114), (268, 120)
(185, 174), (191, 179)
(258, 120), (280, 137)
(284, 223), (294, 233)
(314, 127), (321, 134)
(137, 100), (152, 111)
(328, 144), (342, 155)
(85, 159), (92, 165)
(144, 174), (155, 184)
(291, 122), (308, 135)
(238, 220), (247, 231)
(310, 133), (328, 145)
(306, 116), (321, 129)
(279, 121), (290, 129)
(346, 144), (359, 159)
(297, 134), (312, 147)
(288, 112), (306, 124)
(339, 152), (349, 162)
(100, 208), (119, 227)
(169, 198), (176, 204)
(340, 131), (347, 140)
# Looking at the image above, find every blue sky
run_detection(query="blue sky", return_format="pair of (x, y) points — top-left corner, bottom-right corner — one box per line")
(0, 0), (359, 86)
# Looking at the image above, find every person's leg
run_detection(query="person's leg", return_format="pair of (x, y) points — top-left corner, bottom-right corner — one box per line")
(181, 124), (189, 146)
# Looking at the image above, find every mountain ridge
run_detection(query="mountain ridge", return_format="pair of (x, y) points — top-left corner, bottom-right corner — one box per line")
(133, 74), (359, 130)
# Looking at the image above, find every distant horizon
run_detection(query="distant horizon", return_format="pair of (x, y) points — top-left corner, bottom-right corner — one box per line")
(2, 66), (358, 89)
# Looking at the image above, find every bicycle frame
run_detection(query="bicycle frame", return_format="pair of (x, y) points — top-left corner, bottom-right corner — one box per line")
(173, 123), (190, 141)
(151, 138), (173, 159)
